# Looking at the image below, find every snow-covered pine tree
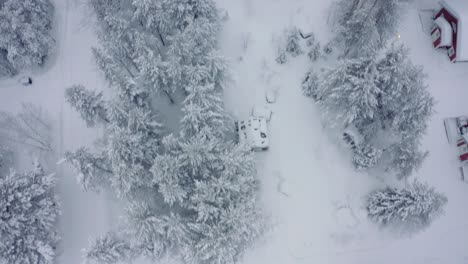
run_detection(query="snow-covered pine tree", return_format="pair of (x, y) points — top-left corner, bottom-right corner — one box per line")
(384, 134), (428, 180)
(0, 162), (60, 264)
(333, 0), (412, 57)
(65, 85), (108, 127)
(367, 180), (447, 230)
(150, 133), (264, 264)
(180, 82), (230, 139)
(334, 2), (379, 58)
(302, 70), (320, 99)
(65, 147), (112, 192)
(125, 201), (191, 260)
(318, 56), (381, 127)
(373, 0), (412, 42)
(377, 44), (434, 136)
(353, 143), (382, 170)
(0, 0), (55, 73)
(84, 232), (133, 264)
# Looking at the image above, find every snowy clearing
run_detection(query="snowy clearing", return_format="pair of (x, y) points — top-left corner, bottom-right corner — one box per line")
(0, 0), (468, 263)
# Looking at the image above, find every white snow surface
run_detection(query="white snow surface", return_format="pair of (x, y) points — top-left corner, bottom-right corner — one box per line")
(0, 0), (467, 263)
(217, 0), (468, 263)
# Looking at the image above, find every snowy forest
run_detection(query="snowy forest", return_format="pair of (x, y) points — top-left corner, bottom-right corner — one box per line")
(0, 0), (464, 263)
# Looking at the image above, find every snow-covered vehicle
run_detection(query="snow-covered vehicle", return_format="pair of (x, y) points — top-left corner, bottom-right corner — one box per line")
(444, 116), (468, 144)
(342, 124), (363, 150)
(235, 117), (269, 151)
(444, 116), (468, 182)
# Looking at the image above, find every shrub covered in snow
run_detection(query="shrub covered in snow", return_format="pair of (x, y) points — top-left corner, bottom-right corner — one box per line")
(302, 70), (320, 99)
(305, 35), (321, 62)
(0, 162), (60, 264)
(367, 180), (447, 232)
(0, 0), (55, 75)
(276, 26), (304, 64)
(353, 143), (382, 170)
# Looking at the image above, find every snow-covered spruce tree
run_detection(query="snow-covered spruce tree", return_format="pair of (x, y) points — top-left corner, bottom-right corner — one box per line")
(0, 162), (59, 264)
(84, 232), (134, 264)
(353, 143), (382, 170)
(333, 0), (412, 58)
(334, 2), (379, 58)
(317, 56), (381, 127)
(376, 45), (433, 178)
(377, 44), (434, 136)
(315, 45), (433, 178)
(65, 85), (108, 127)
(64, 147), (111, 192)
(0, 0), (54, 73)
(367, 180), (447, 231)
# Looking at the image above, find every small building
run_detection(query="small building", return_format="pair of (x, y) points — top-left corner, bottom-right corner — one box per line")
(432, 0), (468, 62)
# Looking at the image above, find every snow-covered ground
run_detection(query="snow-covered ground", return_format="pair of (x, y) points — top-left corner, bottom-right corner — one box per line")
(1, 0), (468, 263)
(217, 0), (468, 263)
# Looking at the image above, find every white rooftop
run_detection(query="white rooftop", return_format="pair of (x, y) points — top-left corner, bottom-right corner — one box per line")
(441, 0), (468, 61)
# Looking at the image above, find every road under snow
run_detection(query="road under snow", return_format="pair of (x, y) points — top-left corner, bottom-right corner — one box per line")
(0, 0), (112, 263)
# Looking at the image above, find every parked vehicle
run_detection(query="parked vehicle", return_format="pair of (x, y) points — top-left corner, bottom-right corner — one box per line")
(444, 116), (468, 182)
(235, 106), (271, 151)
(444, 116), (468, 144)
(235, 117), (269, 151)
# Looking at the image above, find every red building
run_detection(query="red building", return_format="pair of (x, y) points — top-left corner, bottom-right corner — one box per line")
(432, 0), (468, 62)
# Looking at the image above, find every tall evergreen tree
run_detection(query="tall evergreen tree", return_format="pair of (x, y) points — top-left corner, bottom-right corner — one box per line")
(333, 0), (412, 58)
(0, 0), (55, 73)
(65, 85), (108, 127)
(0, 163), (60, 264)
(84, 232), (133, 264)
(318, 56), (381, 127)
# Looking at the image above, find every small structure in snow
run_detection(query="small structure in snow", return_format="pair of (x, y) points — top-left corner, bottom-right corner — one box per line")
(235, 116), (269, 151)
(432, 0), (468, 62)
(265, 88), (277, 103)
(19, 76), (32, 86)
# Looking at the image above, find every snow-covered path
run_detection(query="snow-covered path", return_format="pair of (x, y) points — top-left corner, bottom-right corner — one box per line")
(218, 0), (468, 263)
(0, 1), (111, 263)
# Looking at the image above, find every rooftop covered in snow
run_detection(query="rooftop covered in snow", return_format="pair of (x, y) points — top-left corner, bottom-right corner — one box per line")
(441, 0), (468, 61)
